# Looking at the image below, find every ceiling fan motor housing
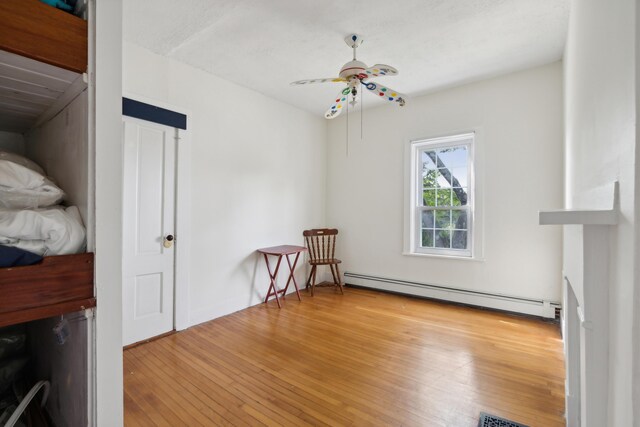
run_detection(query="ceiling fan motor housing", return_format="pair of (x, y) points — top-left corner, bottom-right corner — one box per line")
(344, 34), (363, 48)
(339, 60), (367, 80)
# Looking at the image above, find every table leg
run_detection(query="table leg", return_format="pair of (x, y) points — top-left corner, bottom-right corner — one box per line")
(282, 252), (302, 301)
(263, 253), (283, 308)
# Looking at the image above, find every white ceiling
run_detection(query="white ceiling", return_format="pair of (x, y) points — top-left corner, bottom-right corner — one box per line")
(123, 0), (569, 116)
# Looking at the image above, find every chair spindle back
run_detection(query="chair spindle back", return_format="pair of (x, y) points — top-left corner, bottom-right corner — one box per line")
(303, 228), (338, 262)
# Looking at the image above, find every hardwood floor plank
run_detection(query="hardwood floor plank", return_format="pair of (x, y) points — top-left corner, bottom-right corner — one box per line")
(126, 351), (214, 426)
(124, 287), (565, 427)
(158, 333), (329, 426)
(132, 344), (247, 426)
(198, 317), (438, 426)
(123, 389), (157, 427)
(178, 326), (352, 424)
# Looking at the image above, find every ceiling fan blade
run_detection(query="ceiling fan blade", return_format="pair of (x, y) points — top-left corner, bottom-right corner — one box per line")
(324, 87), (350, 119)
(291, 77), (345, 85)
(361, 64), (398, 78)
(363, 81), (406, 106)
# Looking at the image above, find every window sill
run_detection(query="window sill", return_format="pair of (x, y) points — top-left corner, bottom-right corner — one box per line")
(402, 251), (485, 262)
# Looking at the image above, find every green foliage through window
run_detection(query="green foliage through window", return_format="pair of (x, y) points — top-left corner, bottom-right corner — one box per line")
(418, 145), (470, 251)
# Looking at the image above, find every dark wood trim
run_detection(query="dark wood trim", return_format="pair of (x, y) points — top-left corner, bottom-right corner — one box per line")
(122, 98), (187, 130)
(0, 298), (96, 328)
(0, 0), (88, 73)
(0, 253), (95, 327)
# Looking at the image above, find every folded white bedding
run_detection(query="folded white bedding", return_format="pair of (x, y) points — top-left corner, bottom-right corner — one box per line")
(0, 159), (64, 209)
(0, 206), (86, 256)
(0, 150), (45, 175)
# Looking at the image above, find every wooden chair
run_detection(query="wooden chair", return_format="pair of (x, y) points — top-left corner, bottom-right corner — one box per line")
(303, 228), (344, 296)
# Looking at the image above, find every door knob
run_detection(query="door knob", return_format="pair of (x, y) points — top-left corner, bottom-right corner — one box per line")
(163, 234), (174, 248)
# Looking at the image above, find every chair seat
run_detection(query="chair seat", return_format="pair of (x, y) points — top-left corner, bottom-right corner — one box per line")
(308, 258), (342, 266)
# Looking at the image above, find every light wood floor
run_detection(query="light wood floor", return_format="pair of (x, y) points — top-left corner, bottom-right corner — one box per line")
(124, 287), (565, 426)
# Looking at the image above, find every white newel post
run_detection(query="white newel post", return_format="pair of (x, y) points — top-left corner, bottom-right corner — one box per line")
(539, 182), (618, 427)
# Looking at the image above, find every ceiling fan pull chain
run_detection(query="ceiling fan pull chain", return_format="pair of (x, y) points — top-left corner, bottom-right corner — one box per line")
(346, 100), (349, 156)
(361, 88), (364, 140)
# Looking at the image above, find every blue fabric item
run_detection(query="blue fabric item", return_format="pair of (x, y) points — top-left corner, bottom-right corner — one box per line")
(39, 0), (73, 11)
(0, 245), (43, 268)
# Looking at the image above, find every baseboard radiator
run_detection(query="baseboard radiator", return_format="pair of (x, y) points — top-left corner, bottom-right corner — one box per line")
(344, 272), (559, 318)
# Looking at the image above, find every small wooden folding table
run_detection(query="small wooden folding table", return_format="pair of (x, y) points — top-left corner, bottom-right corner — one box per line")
(257, 245), (307, 308)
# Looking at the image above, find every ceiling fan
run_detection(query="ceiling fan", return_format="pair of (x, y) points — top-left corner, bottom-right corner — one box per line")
(291, 34), (406, 119)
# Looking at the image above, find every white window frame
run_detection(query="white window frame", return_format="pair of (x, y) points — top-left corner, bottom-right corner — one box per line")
(407, 132), (475, 257)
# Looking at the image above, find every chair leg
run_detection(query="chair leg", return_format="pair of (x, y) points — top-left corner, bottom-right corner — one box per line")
(329, 264), (339, 291)
(333, 264), (344, 294)
(311, 265), (317, 297)
(306, 267), (314, 291)
(329, 264), (338, 285)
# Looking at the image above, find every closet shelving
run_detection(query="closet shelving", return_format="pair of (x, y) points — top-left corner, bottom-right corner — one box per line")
(0, 0), (87, 73)
(0, 0), (94, 328)
(0, 253), (95, 328)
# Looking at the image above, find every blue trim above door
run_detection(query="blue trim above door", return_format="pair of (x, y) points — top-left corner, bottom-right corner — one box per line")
(122, 98), (187, 130)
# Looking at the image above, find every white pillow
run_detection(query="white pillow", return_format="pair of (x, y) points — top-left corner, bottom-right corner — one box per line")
(0, 160), (64, 209)
(0, 150), (45, 175)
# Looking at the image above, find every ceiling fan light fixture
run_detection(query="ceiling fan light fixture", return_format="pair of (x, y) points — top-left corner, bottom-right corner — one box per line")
(291, 33), (407, 120)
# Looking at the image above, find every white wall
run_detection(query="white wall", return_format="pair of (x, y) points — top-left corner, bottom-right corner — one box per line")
(326, 62), (564, 311)
(564, 0), (638, 425)
(636, 0), (640, 420)
(25, 91), (89, 223)
(123, 42), (327, 325)
(94, 0), (124, 425)
(0, 131), (25, 154)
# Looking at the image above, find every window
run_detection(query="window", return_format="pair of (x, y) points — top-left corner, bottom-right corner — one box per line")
(408, 133), (474, 257)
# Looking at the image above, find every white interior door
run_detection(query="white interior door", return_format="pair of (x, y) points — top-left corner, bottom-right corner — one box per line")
(122, 117), (176, 346)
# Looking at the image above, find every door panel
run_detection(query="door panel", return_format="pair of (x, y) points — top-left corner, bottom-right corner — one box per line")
(135, 128), (165, 255)
(134, 273), (163, 318)
(122, 117), (176, 346)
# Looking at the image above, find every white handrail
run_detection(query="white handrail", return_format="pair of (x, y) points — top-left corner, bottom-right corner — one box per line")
(3, 380), (50, 427)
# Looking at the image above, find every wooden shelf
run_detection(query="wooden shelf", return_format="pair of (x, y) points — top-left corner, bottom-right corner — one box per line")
(0, 0), (87, 74)
(0, 252), (95, 328)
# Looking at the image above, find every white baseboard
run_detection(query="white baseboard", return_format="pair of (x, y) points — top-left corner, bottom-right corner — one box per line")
(345, 272), (557, 318)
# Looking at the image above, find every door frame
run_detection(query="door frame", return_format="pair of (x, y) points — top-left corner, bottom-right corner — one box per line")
(122, 92), (191, 331)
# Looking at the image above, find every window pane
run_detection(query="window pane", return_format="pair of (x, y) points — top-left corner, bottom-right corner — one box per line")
(421, 150), (437, 170)
(421, 210), (435, 228)
(452, 188), (468, 206)
(435, 210), (451, 228)
(452, 210), (468, 229)
(436, 188), (452, 207)
(435, 229), (451, 248)
(422, 189), (436, 207)
(422, 169), (438, 190)
(451, 167), (467, 188)
(437, 146), (467, 168)
(421, 229), (435, 247)
(438, 168), (460, 188)
(436, 169), (451, 188)
(452, 230), (467, 249)
(413, 136), (473, 256)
